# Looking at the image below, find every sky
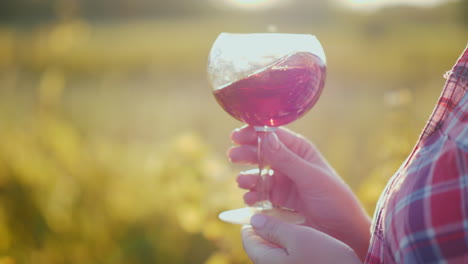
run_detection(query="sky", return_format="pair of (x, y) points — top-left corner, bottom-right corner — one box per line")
(223, 0), (456, 11)
(336, 0), (457, 11)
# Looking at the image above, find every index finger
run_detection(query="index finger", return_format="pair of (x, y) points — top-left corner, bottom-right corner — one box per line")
(231, 125), (325, 166)
(231, 125), (256, 145)
(231, 125), (307, 147)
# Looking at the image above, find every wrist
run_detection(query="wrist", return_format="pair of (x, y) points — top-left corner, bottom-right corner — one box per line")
(334, 182), (372, 261)
(342, 213), (371, 261)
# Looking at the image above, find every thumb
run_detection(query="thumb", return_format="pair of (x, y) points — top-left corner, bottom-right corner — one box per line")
(263, 132), (327, 185)
(250, 214), (296, 249)
(249, 215), (362, 264)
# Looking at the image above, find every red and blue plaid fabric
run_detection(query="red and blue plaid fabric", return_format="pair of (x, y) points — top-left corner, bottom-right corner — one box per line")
(365, 45), (468, 263)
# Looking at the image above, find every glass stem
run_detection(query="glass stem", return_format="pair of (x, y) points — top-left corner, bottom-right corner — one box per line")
(254, 126), (276, 210)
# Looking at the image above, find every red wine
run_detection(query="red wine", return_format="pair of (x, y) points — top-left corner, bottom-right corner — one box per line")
(213, 52), (326, 127)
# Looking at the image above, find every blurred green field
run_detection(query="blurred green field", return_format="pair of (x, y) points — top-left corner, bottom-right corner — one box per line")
(0, 4), (467, 263)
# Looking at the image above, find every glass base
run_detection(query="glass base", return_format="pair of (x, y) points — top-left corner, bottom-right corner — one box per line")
(219, 207), (305, 225)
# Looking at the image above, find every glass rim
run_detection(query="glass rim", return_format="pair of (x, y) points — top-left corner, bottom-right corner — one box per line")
(212, 32), (327, 64)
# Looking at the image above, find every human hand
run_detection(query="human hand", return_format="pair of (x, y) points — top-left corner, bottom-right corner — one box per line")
(242, 214), (362, 264)
(228, 126), (371, 260)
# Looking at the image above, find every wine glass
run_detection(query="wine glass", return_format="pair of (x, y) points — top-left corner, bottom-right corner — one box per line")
(207, 33), (326, 225)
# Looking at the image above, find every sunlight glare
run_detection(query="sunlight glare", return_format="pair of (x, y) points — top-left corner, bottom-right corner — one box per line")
(225, 0), (284, 10)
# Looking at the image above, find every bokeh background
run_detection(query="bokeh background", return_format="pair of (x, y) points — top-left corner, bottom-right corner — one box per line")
(0, 0), (467, 263)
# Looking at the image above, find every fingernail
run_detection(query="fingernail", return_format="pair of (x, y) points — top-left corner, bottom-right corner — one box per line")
(226, 147), (236, 162)
(235, 125), (248, 132)
(251, 214), (267, 229)
(268, 133), (281, 151)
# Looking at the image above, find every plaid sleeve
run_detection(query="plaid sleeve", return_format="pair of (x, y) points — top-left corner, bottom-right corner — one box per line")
(391, 135), (468, 263)
(365, 45), (468, 264)
(390, 46), (468, 263)
(411, 47), (468, 263)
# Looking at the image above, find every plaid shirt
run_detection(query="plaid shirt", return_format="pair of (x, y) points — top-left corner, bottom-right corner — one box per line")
(365, 46), (468, 264)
